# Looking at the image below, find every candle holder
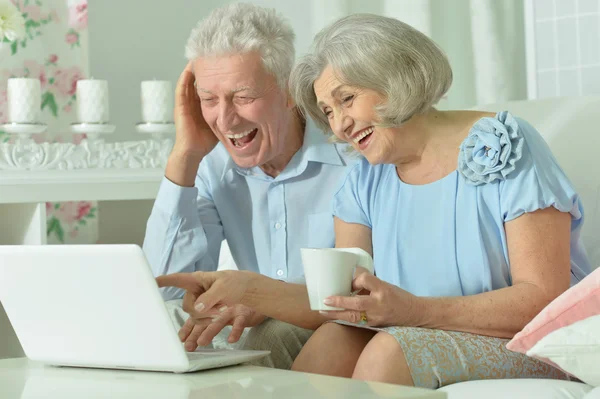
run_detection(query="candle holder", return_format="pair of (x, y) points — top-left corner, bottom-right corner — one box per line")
(0, 76), (176, 171)
(70, 122), (116, 140)
(135, 122), (176, 139)
(0, 122), (48, 139)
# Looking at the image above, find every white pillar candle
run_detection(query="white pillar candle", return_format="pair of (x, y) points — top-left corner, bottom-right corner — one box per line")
(141, 80), (173, 123)
(76, 79), (109, 123)
(7, 78), (41, 124)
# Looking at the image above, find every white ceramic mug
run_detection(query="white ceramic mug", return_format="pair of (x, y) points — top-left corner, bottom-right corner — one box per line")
(300, 247), (374, 311)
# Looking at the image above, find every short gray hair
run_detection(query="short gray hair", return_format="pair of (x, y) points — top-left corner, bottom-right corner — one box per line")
(185, 3), (295, 90)
(290, 13), (452, 132)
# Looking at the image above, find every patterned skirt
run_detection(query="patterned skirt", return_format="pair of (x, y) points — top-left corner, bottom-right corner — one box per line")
(333, 321), (570, 389)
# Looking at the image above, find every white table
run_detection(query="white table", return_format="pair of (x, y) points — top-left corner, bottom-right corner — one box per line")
(0, 358), (445, 398)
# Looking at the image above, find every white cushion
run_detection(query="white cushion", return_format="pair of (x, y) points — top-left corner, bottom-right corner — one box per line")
(440, 379), (592, 399)
(583, 387), (600, 398)
(527, 315), (600, 387)
(217, 240), (238, 271)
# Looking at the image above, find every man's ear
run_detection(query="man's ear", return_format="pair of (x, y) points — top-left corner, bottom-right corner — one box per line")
(285, 88), (296, 109)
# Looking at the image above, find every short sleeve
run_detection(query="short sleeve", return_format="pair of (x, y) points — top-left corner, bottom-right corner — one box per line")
(500, 117), (583, 223)
(332, 157), (372, 228)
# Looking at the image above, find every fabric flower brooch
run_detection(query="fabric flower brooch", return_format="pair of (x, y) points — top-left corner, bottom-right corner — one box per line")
(458, 111), (524, 185)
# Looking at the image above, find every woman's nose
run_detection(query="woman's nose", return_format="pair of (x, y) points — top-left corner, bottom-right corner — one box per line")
(338, 113), (354, 139)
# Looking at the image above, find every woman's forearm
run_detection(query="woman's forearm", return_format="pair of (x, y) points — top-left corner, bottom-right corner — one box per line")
(241, 273), (326, 330)
(416, 283), (556, 338)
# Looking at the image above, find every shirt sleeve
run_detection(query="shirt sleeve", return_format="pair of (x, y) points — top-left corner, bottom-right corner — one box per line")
(142, 161), (224, 300)
(331, 158), (372, 228)
(500, 118), (583, 224)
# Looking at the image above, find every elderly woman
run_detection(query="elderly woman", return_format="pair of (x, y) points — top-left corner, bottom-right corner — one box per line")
(285, 13), (590, 388)
(158, 13), (591, 389)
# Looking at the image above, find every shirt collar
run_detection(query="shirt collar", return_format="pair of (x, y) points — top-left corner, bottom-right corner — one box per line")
(221, 156), (238, 181)
(220, 118), (345, 182)
(300, 118), (345, 167)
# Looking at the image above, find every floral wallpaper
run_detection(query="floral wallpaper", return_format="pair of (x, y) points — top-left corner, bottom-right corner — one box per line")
(1, 0), (98, 244)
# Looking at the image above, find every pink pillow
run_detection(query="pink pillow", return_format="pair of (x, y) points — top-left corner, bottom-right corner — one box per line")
(507, 267), (600, 356)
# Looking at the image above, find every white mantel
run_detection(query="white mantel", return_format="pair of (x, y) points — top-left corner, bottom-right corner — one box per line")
(0, 169), (164, 204)
(0, 132), (173, 243)
(0, 167), (164, 248)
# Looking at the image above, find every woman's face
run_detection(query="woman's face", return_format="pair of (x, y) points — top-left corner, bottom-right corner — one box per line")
(313, 65), (396, 164)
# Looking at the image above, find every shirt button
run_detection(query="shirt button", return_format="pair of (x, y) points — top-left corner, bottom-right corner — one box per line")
(275, 222), (282, 229)
(276, 269), (284, 277)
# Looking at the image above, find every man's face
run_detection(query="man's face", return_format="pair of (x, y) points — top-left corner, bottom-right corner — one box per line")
(193, 52), (294, 169)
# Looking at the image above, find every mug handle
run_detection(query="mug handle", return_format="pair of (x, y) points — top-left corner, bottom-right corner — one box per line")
(336, 247), (374, 274)
(336, 247), (374, 297)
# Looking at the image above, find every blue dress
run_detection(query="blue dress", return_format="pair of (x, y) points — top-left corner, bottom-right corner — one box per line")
(332, 111), (591, 296)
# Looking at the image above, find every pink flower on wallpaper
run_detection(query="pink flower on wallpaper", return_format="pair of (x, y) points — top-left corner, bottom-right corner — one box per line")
(22, 60), (48, 89)
(51, 201), (93, 225)
(23, 5), (42, 22)
(77, 202), (92, 220)
(65, 32), (78, 45)
(53, 66), (84, 98)
(68, 1), (87, 31)
(48, 54), (58, 64)
(52, 202), (79, 225)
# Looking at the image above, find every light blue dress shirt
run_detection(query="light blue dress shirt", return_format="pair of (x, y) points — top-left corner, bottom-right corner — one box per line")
(144, 121), (355, 300)
(332, 112), (591, 297)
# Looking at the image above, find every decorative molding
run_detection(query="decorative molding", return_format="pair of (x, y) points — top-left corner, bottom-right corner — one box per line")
(0, 137), (173, 170)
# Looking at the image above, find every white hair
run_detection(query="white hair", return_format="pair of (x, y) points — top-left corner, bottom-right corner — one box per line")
(290, 13), (453, 133)
(185, 3), (295, 90)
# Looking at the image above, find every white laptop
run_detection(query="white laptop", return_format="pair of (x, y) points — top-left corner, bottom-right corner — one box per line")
(0, 244), (269, 373)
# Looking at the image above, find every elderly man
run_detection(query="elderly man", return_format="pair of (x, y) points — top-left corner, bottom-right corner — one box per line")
(142, 3), (352, 369)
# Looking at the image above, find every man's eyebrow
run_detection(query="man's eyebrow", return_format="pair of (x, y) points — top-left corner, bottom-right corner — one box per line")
(231, 86), (251, 93)
(197, 86), (252, 94)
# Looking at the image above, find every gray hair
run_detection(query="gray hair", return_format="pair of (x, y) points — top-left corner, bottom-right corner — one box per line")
(185, 3), (295, 90)
(290, 13), (452, 133)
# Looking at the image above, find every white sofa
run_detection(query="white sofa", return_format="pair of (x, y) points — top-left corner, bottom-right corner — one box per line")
(438, 95), (600, 398)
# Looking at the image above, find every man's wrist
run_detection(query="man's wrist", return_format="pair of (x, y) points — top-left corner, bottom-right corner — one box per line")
(240, 271), (266, 308)
(165, 150), (204, 187)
